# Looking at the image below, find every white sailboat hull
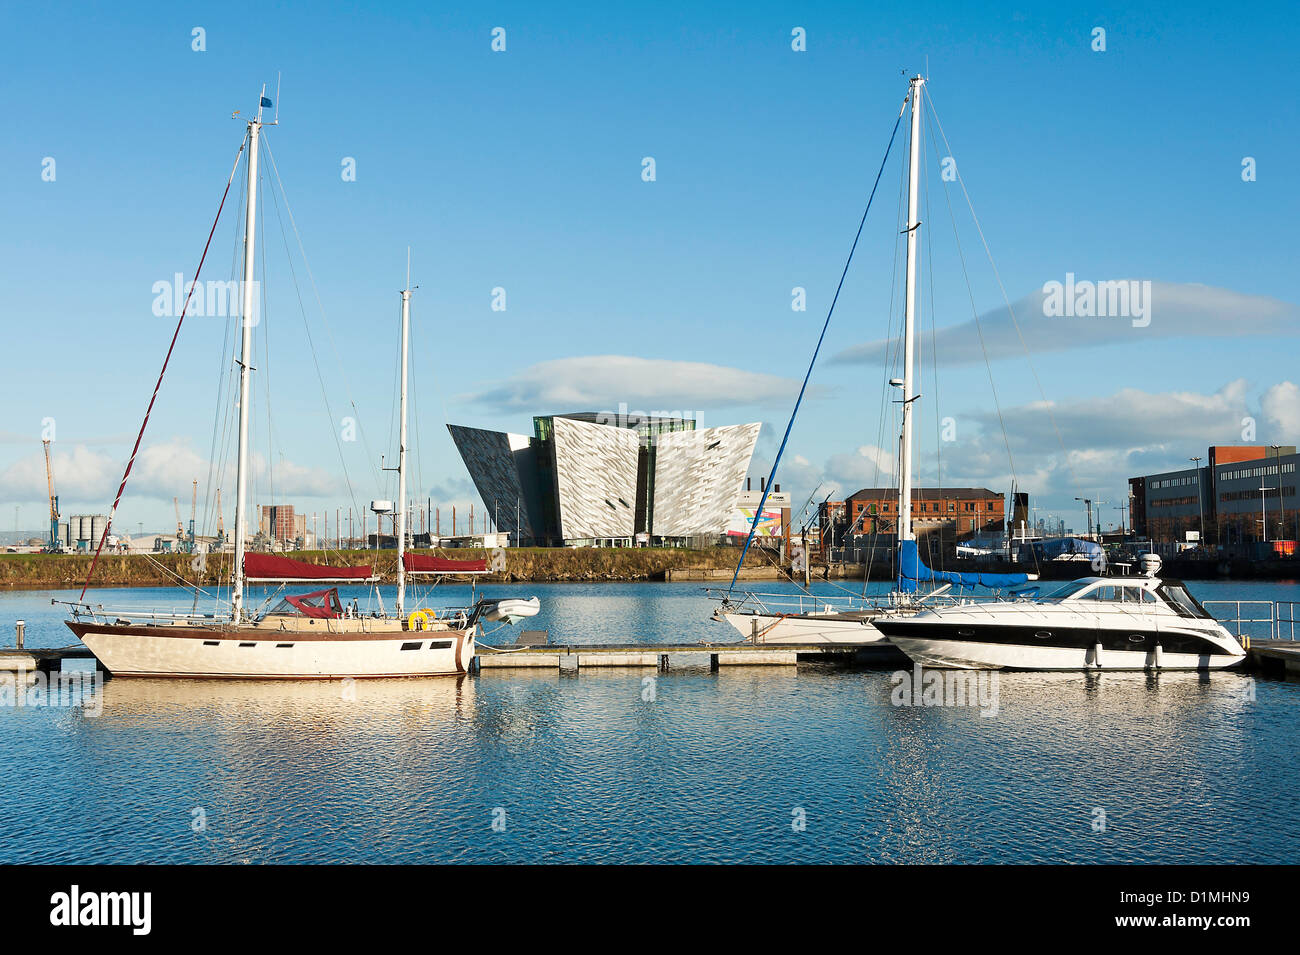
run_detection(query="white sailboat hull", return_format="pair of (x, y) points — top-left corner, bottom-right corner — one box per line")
(719, 611), (887, 645)
(70, 621), (474, 679)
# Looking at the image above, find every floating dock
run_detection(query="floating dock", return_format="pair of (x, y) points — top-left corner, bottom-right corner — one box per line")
(0, 646), (99, 674)
(476, 641), (904, 671)
(6, 640), (1296, 677)
(1244, 640), (1300, 677)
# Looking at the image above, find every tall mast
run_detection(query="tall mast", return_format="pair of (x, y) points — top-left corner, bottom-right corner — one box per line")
(898, 75), (924, 546)
(231, 89), (265, 623)
(395, 279), (411, 615)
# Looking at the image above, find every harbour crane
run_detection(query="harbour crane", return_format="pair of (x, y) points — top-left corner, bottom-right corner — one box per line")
(174, 497), (184, 549)
(42, 439), (60, 551)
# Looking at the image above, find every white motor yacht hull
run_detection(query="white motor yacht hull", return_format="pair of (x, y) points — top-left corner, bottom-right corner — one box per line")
(885, 634), (1243, 671)
(875, 576), (1247, 671)
(69, 620), (475, 679)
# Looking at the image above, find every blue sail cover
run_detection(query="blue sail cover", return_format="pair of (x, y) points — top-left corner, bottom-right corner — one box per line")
(897, 539), (1030, 593)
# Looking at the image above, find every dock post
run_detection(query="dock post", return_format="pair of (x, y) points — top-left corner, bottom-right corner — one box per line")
(658, 653), (669, 672)
(15, 620), (24, 650)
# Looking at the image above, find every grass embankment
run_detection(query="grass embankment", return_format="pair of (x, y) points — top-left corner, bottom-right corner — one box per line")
(0, 547), (751, 590)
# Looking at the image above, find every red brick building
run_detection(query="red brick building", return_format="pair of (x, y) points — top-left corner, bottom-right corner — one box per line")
(821, 487), (1005, 547)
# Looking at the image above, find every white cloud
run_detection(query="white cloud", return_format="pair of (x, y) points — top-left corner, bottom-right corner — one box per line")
(460, 355), (815, 412)
(1262, 381), (1300, 441)
(767, 379), (1297, 523)
(822, 444), (896, 495)
(976, 379), (1254, 453)
(0, 439), (338, 508)
(832, 281), (1300, 366)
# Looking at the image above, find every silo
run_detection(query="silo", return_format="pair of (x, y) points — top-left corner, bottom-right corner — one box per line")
(76, 515), (91, 544)
(90, 515), (107, 547)
(59, 521), (70, 547)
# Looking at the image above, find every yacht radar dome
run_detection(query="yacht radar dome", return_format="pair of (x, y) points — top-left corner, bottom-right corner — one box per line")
(1140, 553), (1163, 578)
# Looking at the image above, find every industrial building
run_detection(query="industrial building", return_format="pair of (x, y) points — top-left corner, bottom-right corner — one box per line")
(1129, 445), (1297, 551)
(258, 504), (306, 544)
(448, 412), (763, 546)
(57, 514), (109, 552)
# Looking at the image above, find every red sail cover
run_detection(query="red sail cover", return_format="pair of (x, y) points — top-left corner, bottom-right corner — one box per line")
(403, 553), (488, 574)
(244, 552), (374, 581)
(285, 589), (343, 619)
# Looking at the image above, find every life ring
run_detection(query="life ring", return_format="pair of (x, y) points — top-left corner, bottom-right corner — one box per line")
(407, 609), (432, 631)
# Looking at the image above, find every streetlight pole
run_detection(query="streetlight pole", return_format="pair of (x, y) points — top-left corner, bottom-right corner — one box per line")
(1075, 497), (1092, 540)
(1272, 445), (1286, 541)
(1260, 480), (1276, 543)
(1189, 455), (1205, 549)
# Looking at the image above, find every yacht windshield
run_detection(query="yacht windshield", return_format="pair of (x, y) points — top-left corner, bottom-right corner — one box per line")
(1039, 579), (1097, 601)
(1157, 582), (1213, 619)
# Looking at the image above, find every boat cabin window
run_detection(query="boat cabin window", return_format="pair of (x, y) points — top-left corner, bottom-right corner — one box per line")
(1076, 584), (1156, 604)
(1156, 582), (1213, 619)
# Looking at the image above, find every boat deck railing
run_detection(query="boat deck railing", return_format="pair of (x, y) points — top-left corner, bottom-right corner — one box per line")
(53, 598), (480, 627)
(705, 586), (1025, 618)
(54, 599), (224, 624)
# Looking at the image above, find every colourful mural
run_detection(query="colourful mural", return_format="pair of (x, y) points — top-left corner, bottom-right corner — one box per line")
(727, 508), (783, 538)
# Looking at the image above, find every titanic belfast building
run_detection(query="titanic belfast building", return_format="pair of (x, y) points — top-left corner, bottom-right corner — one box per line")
(448, 412), (761, 546)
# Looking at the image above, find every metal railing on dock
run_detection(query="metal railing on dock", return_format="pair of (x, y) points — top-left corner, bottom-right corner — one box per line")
(1203, 600), (1300, 646)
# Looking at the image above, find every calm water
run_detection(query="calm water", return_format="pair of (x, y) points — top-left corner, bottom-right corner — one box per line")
(1, 579), (1298, 864)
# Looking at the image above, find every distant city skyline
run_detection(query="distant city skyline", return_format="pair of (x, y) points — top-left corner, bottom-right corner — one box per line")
(3, 1), (1297, 539)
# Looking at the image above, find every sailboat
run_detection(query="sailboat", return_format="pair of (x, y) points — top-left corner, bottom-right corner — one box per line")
(64, 89), (539, 679)
(712, 75), (1031, 645)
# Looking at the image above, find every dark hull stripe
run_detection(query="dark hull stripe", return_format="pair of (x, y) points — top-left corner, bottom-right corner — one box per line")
(874, 621), (1236, 656)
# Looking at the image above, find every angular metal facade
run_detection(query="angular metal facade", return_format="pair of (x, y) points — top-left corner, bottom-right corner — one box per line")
(549, 417), (640, 539)
(651, 422), (761, 537)
(447, 425), (538, 540)
(449, 415), (761, 544)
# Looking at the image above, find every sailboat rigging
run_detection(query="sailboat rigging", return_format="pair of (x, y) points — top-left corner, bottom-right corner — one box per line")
(711, 74), (1033, 645)
(63, 87), (539, 678)
(711, 74), (1246, 671)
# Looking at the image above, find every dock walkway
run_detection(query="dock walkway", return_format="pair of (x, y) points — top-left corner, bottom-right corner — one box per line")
(6, 640), (1294, 676)
(0, 646), (98, 674)
(476, 642), (902, 671)
(1245, 640), (1300, 676)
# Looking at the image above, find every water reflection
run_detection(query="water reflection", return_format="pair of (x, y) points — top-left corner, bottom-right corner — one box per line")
(1, 582), (1297, 863)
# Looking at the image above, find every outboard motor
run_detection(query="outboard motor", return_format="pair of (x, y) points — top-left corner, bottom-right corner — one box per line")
(1139, 553), (1163, 578)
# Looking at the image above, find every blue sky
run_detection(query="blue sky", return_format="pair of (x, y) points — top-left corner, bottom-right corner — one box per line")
(1, 0), (1297, 538)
